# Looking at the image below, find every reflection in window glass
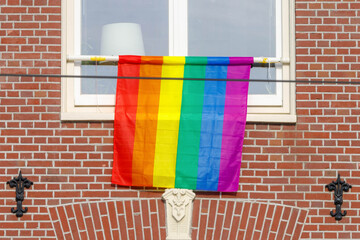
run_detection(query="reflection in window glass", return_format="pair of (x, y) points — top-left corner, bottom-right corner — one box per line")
(80, 0), (168, 94)
(188, 0), (277, 94)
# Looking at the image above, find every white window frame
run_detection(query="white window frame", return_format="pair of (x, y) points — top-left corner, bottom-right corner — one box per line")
(61, 0), (296, 122)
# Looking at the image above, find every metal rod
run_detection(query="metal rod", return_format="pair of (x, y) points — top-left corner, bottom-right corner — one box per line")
(67, 55), (290, 64)
(2, 73), (360, 85)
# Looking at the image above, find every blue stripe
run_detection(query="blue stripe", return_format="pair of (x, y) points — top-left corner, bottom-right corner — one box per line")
(206, 57), (230, 65)
(196, 57), (229, 191)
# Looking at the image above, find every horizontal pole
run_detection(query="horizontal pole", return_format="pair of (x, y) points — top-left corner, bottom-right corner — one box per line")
(4, 73), (360, 86)
(67, 55), (290, 64)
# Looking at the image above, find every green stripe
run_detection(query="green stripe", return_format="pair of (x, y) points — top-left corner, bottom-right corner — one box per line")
(175, 57), (207, 189)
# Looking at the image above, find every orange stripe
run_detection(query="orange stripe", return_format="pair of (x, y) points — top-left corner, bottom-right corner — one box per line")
(131, 56), (163, 186)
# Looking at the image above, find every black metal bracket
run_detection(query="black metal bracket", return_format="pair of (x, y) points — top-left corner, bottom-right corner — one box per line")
(325, 174), (351, 221)
(7, 171), (33, 217)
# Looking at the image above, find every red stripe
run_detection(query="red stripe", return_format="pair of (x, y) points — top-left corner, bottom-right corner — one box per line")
(112, 56), (141, 186)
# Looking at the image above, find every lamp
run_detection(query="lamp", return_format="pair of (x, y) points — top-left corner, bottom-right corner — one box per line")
(100, 23), (145, 55)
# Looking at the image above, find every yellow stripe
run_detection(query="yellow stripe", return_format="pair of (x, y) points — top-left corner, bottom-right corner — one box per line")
(153, 57), (185, 188)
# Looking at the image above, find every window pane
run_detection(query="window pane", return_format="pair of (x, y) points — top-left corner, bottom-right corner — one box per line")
(80, 0), (169, 94)
(188, 0), (277, 94)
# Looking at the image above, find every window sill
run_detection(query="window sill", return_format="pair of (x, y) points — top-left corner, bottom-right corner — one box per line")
(61, 112), (296, 123)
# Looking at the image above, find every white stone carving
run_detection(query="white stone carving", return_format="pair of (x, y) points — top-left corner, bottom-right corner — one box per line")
(162, 189), (196, 240)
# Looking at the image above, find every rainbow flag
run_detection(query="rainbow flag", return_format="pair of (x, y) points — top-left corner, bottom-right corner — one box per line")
(112, 56), (252, 192)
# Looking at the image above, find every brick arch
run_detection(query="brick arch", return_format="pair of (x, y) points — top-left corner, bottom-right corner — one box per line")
(48, 199), (166, 240)
(191, 200), (308, 240)
(48, 199), (307, 240)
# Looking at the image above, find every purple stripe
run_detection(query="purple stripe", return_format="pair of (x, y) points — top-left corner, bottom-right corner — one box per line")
(217, 57), (252, 192)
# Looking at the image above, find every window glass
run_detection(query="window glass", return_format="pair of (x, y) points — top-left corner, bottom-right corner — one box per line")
(79, 0), (278, 95)
(80, 0), (169, 94)
(188, 0), (277, 94)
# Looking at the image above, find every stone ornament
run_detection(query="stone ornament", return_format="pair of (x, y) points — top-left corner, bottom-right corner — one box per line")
(162, 189), (196, 240)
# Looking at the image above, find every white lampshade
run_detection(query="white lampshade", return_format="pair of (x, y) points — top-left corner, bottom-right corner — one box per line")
(100, 23), (145, 55)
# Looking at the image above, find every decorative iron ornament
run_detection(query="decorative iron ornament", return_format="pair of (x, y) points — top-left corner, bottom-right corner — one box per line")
(326, 174), (351, 221)
(7, 171), (33, 217)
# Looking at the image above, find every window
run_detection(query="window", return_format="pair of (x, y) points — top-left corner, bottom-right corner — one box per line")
(61, 0), (295, 122)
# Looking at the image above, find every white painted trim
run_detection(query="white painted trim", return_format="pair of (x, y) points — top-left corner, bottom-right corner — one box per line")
(67, 55), (290, 64)
(61, 0), (67, 115)
(172, 0), (188, 56)
(73, 0), (83, 106)
(289, 0), (297, 119)
(61, 0), (76, 116)
(169, 0), (174, 56)
(75, 94), (115, 106)
(274, 0), (283, 106)
(61, 112), (115, 121)
(61, 112), (296, 123)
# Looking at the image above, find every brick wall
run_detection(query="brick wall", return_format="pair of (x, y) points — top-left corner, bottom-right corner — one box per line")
(293, 1), (360, 238)
(48, 200), (308, 240)
(1, 0), (360, 239)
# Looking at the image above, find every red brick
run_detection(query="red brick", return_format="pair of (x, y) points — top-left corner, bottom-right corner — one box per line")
(239, 202), (251, 230)
(304, 132), (330, 139)
(213, 214), (224, 239)
(54, 191), (81, 198)
(69, 145), (95, 152)
(317, 25), (342, 32)
(84, 216), (97, 239)
(101, 215), (112, 240)
(70, 206), (84, 233)
(41, 176), (68, 182)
